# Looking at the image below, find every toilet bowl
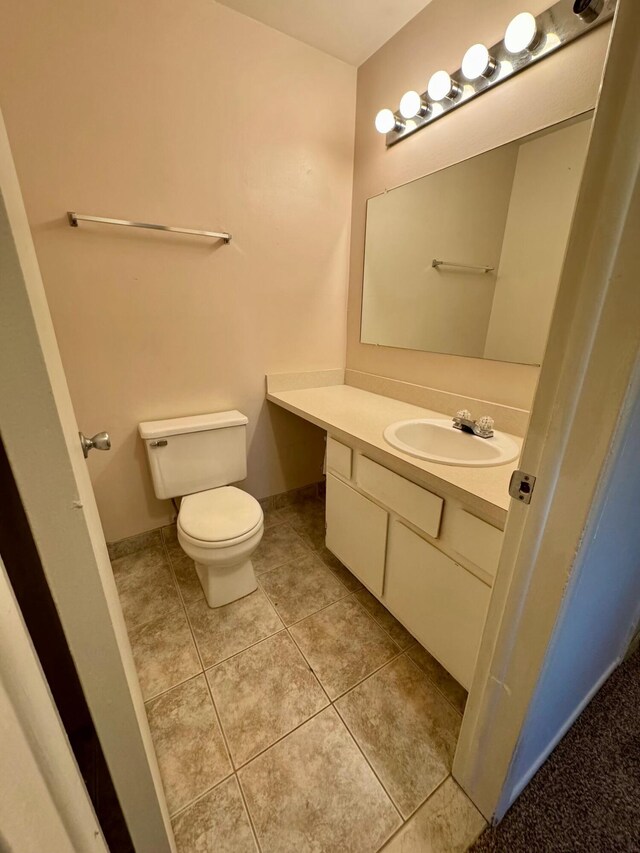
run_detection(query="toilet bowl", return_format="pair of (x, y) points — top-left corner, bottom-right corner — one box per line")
(177, 486), (263, 608)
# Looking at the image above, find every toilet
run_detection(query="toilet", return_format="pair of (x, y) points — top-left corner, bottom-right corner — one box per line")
(138, 410), (263, 608)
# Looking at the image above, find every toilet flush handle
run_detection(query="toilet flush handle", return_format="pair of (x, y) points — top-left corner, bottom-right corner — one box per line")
(149, 439), (168, 447)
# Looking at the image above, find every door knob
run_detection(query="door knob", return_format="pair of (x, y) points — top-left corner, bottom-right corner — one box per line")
(79, 431), (111, 458)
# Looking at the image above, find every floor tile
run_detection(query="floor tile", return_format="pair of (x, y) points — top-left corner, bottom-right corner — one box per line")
(107, 528), (163, 561)
(289, 597), (400, 699)
(381, 776), (485, 852)
(111, 542), (166, 575)
(114, 557), (181, 630)
(186, 589), (283, 668)
(128, 608), (201, 701)
(161, 524), (178, 546)
(238, 707), (400, 853)
(278, 499), (326, 550)
(354, 589), (415, 650)
(258, 551), (348, 625)
(407, 644), (467, 715)
(146, 675), (231, 815)
(252, 523), (309, 574)
(171, 552), (205, 603)
(262, 507), (285, 529)
(336, 656), (461, 818)
(207, 631), (328, 767)
(172, 776), (257, 853)
(316, 546), (364, 591)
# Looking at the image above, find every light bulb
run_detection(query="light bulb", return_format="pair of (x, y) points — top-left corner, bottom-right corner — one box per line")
(427, 70), (460, 102)
(399, 90), (429, 119)
(504, 12), (539, 53)
(461, 43), (497, 81)
(375, 108), (401, 134)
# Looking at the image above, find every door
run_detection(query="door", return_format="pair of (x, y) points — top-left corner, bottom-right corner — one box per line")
(453, 0), (640, 821)
(0, 111), (175, 851)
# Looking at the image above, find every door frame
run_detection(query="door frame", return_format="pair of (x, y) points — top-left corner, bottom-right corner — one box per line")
(454, 0), (640, 820)
(0, 113), (175, 851)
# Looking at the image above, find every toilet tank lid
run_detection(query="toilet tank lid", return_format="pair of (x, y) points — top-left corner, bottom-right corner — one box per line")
(139, 410), (248, 439)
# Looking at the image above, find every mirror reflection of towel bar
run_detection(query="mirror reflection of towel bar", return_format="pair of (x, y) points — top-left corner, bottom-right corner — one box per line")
(432, 259), (494, 273)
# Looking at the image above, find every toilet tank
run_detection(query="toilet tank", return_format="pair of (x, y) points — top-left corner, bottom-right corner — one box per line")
(139, 410), (249, 500)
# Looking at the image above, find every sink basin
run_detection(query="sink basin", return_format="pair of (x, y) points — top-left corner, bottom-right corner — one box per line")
(383, 418), (519, 467)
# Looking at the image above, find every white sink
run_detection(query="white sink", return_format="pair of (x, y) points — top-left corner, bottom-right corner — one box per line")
(383, 418), (520, 467)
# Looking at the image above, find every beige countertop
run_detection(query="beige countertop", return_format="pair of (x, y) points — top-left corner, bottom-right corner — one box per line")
(267, 383), (521, 526)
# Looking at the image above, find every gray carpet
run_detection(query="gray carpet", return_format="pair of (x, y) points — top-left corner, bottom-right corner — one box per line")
(471, 648), (640, 852)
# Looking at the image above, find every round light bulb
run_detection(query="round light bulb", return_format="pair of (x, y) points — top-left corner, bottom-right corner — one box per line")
(461, 43), (496, 81)
(427, 70), (459, 102)
(504, 12), (539, 53)
(399, 90), (428, 119)
(375, 108), (398, 134)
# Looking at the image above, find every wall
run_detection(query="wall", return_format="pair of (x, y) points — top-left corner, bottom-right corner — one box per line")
(0, 0), (356, 541)
(362, 143), (517, 356)
(348, 0), (610, 410)
(484, 117), (591, 363)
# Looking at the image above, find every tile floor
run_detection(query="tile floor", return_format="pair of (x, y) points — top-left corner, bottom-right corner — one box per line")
(111, 493), (485, 852)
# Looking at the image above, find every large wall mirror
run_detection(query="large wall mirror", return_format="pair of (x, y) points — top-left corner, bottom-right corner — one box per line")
(360, 113), (592, 366)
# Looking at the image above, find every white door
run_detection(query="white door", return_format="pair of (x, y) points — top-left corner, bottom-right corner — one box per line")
(454, 0), (640, 821)
(0, 113), (175, 851)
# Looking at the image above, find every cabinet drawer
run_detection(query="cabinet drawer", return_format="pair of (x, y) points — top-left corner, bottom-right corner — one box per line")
(356, 456), (443, 538)
(326, 436), (352, 480)
(384, 521), (490, 690)
(326, 473), (387, 596)
(447, 509), (503, 579)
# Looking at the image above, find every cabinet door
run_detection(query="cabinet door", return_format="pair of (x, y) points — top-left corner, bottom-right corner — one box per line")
(385, 520), (491, 689)
(326, 473), (388, 596)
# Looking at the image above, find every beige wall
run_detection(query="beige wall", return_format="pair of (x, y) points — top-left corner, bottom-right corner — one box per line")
(484, 117), (591, 363)
(347, 0), (610, 410)
(0, 0), (356, 541)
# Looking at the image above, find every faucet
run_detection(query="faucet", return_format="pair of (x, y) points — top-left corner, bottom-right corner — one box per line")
(452, 410), (495, 439)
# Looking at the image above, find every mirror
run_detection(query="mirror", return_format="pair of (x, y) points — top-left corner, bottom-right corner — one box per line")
(360, 113), (592, 365)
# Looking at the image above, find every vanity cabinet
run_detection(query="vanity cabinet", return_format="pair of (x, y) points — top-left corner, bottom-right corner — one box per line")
(385, 521), (491, 689)
(326, 474), (388, 596)
(325, 434), (503, 691)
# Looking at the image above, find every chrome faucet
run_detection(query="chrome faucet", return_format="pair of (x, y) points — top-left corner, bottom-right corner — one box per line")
(452, 410), (495, 439)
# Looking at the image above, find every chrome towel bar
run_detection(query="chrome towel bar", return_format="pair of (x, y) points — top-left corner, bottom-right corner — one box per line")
(67, 212), (231, 243)
(432, 259), (494, 273)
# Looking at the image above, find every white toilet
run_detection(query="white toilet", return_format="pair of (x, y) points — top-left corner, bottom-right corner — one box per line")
(139, 410), (263, 608)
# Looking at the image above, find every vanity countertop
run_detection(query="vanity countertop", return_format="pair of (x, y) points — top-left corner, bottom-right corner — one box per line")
(267, 383), (522, 526)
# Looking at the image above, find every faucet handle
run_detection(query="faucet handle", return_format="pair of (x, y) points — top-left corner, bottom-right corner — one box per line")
(455, 409), (473, 421)
(476, 415), (495, 434)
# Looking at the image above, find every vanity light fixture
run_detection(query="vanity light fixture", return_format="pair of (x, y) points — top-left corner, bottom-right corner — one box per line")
(399, 90), (430, 119)
(375, 108), (404, 134)
(376, 0), (615, 148)
(461, 43), (498, 81)
(504, 11), (540, 53)
(427, 70), (461, 102)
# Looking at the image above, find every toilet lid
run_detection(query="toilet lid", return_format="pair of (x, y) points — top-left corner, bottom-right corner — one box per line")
(179, 487), (262, 543)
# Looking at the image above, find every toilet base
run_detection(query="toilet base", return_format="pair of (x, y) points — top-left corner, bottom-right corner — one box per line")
(195, 558), (258, 608)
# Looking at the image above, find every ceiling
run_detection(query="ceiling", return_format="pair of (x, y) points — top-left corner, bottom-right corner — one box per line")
(215, 0), (434, 66)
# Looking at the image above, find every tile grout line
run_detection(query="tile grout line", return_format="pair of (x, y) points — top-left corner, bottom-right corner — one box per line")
(331, 701), (405, 827)
(375, 775), (453, 853)
(402, 647), (466, 719)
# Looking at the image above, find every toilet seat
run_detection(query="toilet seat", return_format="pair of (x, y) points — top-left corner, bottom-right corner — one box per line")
(178, 486), (263, 549)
